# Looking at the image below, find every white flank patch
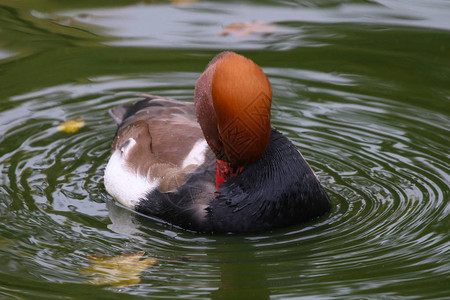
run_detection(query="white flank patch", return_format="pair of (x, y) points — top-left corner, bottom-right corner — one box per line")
(182, 139), (208, 169)
(104, 150), (159, 208)
(105, 138), (208, 208)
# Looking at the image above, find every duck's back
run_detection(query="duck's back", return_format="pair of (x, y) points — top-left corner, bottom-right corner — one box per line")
(104, 96), (216, 225)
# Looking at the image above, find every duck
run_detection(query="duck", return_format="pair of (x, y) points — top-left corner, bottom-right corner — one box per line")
(104, 51), (331, 233)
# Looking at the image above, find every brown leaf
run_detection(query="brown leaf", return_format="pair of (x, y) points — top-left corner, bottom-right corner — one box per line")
(219, 20), (277, 37)
(171, 0), (198, 5)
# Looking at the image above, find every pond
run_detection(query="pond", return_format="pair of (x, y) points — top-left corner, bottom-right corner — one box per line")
(0, 0), (449, 299)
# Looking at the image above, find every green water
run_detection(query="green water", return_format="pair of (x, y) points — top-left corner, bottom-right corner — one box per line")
(0, 0), (449, 299)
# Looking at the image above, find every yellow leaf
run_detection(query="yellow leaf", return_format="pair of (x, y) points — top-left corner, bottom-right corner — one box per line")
(219, 20), (277, 37)
(57, 118), (85, 133)
(81, 251), (159, 287)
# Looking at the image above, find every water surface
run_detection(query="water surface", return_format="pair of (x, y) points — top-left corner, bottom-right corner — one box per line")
(0, 0), (449, 299)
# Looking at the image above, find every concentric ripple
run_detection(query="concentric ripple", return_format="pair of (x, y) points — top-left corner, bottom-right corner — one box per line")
(0, 70), (448, 299)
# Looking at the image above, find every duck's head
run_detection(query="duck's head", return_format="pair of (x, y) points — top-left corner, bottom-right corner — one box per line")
(194, 52), (272, 172)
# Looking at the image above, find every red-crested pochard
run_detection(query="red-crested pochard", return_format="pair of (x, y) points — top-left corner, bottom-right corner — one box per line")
(104, 51), (331, 232)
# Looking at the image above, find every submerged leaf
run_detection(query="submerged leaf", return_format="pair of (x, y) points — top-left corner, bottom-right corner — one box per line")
(219, 20), (277, 37)
(57, 118), (85, 133)
(82, 251), (159, 286)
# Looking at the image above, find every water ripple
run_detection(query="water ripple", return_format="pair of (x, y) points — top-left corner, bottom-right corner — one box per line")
(0, 71), (448, 298)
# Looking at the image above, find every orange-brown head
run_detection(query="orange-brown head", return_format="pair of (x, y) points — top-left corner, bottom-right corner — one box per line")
(194, 51), (272, 167)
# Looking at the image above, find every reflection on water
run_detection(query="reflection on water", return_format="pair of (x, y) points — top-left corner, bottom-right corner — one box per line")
(50, 0), (450, 48)
(0, 0), (449, 299)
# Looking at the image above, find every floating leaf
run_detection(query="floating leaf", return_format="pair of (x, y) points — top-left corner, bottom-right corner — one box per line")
(143, 0), (198, 4)
(82, 251), (159, 286)
(219, 20), (277, 37)
(57, 118), (85, 133)
(171, 0), (198, 5)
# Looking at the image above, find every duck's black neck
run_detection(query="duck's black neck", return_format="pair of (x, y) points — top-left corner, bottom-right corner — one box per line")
(208, 128), (331, 232)
(136, 128), (331, 233)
